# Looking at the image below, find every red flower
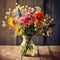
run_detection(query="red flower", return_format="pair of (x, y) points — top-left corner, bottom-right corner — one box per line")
(23, 20), (29, 27)
(33, 12), (44, 26)
(34, 12), (44, 21)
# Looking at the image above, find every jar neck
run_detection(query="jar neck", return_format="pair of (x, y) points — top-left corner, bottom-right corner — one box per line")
(22, 35), (32, 41)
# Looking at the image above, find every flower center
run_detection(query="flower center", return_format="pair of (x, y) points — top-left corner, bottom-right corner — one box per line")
(37, 16), (41, 20)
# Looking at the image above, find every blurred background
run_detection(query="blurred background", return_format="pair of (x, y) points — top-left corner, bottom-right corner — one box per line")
(0, 0), (60, 45)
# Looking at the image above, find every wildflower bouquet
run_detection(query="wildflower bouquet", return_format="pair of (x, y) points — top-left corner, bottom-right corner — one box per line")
(2, 4), (55, 56)
(3, 4), (55, 36)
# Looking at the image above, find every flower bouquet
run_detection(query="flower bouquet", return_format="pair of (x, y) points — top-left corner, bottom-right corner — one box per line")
(2, 3), (55, 56)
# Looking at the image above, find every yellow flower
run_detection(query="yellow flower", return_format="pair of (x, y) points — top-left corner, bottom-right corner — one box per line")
(16, 28), (21, 33)
(8, 17), (15, 27)
(16, 28), (24, 35)
(15, 25), (24, 35)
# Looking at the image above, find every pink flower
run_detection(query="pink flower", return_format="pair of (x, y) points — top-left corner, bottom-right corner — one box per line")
(14, 18), (20, 24)
(21, 12), (34, 27)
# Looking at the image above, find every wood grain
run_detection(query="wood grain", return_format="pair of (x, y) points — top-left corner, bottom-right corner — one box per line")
(38, 46), (53, 60)
(0, 46), (60, 60)
(49, 46), (60, 60)
(0, 0), (16, 45)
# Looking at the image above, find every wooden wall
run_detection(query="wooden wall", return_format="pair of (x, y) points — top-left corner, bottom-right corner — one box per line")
(0, 0), (44, 45)
(0, 0), (16, 45)
(0, 0), (58, 45)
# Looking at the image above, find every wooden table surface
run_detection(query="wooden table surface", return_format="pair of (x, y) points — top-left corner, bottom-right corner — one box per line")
(0, 46), (60, 60)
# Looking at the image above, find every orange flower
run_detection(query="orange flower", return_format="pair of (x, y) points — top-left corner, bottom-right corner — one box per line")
(34, 20), (39, 26)
(33, 12), (44, 26)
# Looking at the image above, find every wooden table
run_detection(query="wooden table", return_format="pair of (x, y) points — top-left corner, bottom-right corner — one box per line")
(0, 46), (60, 60)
